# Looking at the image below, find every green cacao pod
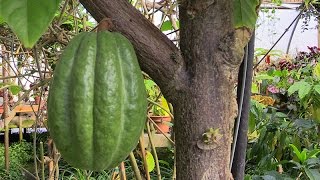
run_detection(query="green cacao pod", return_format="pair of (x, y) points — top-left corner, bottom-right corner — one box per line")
(47, 32), (147, 171)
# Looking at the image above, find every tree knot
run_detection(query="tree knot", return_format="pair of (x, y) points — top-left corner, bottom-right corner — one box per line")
(197, 128), (222, 150)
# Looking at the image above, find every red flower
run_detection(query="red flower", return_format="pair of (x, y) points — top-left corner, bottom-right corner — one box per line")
(265, 55), (271, 64)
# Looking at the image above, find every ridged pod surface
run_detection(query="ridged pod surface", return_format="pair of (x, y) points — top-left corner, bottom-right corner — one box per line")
(47, 31), (147, 171)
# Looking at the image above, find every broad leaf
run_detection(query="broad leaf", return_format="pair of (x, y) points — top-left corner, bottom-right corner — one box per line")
(300, 149), (307, 163)
(297, 83), (312, 100)
(288, 81), (312, 99)
(248, 112), (256, 133)
(8, 85), (22, 95)
(161, 20), (173, 31)
(314, 84), (320, 95)
(158, 160), (170, 167)
(144, 79), (157, 91)
(288, 81), (304, 95)
(289, 144), (302, 162)
(0, 0), (61, 48)
(313, 63), (320, 78)
(0, 83), (22, 95)
(248, 130), (259, 142)
(309, 105), (320, 123)
(275, 112), (287, 118)
(145, 150), (155, 172)
(254, 74), (274, 80)
(261, 171), (292, 180)
(306, 158), (320, 167)
(308, 149), (320, 159)
(293, 119), (316, 129)
(261, 175), (277, 180)
(251, 83), (259, 94)
(233, 0), (260, 29)
(305, 169), (320, 180)
(0, 16), (4, 24)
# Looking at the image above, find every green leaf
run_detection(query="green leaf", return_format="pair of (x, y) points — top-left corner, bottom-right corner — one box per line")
(161, 20), (173, 31)
(294, 119), (316, 129)
(288, 81), (312, 99)
(260, 175), (277, 180)
(0, 0), (62, 48)
(261, 171), (291, 180)
(0, 83), (22, 95)
(314, 84), (320, 95)
(288, 82), (301, 95)
(306, 158), (320, 167)
(289, 160), (303, 169)
(308, 149), (320, 159)
(305, 169), (320, 180)
(275, 112), (287, 118)
(0, 16), (4, 24)
(8, 85), (21, 95)
(309, 105), (320, 123)
(158, 160), (170, 167)
(233, 0), (260, 29)
(300, 149), (307, 163)
(248, 112), (256, 133)
(254, 74), (274, 80)
(145, 150), (155, 172)
(313, 63), (320, 78)
(298, 84), (312, 100)
(144, 79), (156, 91)
(289, 144), (302, 162)
(251, 83), (259, 94)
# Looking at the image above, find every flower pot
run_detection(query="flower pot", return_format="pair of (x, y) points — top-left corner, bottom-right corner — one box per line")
(150, 116), (171, 134)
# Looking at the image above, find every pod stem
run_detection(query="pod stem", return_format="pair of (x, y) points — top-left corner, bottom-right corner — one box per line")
(97, 18), (114, 32)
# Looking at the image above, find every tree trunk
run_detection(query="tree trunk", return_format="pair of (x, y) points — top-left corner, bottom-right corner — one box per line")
(174, 89), (237, 179)
(80, 0), (252, 179)
(173, 2), (242, 179)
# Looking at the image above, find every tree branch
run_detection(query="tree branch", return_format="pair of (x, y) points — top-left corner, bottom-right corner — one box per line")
(79, 0), (186, 100)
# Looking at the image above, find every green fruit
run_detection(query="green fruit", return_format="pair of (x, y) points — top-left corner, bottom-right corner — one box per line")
(47, 31), (147, 171)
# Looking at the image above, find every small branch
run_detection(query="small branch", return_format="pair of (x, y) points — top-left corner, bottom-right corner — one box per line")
(146, 121), (161, 180)
(33, 46), (44, 80)
(0, 73), (34, 80)
(2, 45), (10, 172)
(57, 0), (71, 25)
(148, 117), (175, 146)
(79, 0), (186, 101)
(139, 132), (150, 180)
(40, 142), (45, 180)
(10, 78), (50, 112)
(19, 165), (38, 179)
(129, 152), (142, 180)
(141, 0), (149, 15)
(147, 98), (174, 119)
(119, 162), (127, 180)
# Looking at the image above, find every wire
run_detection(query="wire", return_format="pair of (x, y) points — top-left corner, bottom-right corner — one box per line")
(230, 44), (249, 170)
(231, 2), (305, 171)
(166, 29), (179, 35)
(253, 6), (305, 70)
(286, 14), (300, 54)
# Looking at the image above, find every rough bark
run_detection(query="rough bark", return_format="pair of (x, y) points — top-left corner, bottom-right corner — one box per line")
(80, 0), (251, 179)
(174, 1), (243, 179)
(79, 0), (186, 100)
